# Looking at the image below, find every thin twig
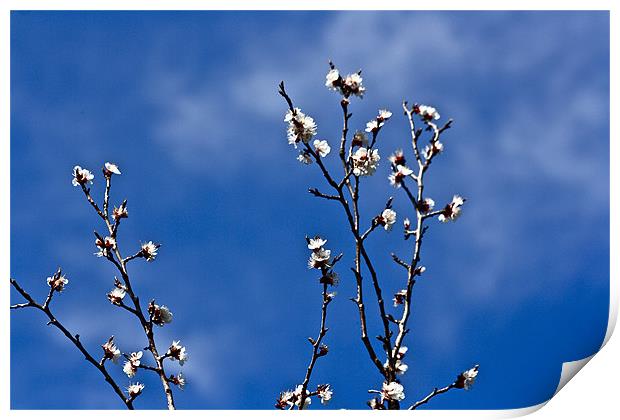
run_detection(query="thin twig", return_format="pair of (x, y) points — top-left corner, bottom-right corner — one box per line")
(298, 282), (332, 410)
(408, 383), (456, 410)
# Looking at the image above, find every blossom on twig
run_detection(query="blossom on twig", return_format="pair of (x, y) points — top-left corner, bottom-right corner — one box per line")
(95, 236), (116, 258)
(149, 302), (173, 326)
(389, 165), (414, 188)
(325, 65), (365, 98)
(351, 147), (380, 176)
(417, 197), (435, 214)
(317, 384), (333, 405)
(126, 382), (144, 399)
(377, 208), (397, 231)
(285, 108), (317, 147)
(307, 237), (327, 251)
(140, 241), (159, 261)
(438, 195), (465, 223)
(46, 269), (68, 292)
(123, 351), (143, 378)
(423, 141), (444, 160)
(72, 165), (94, 187)
(381, 381), (405, 402)
(455, 365), (479, 390)
(388, 149), (406, 166)
(168, 340), (189, 365)
(101, 336), (121, 364)
(169, 373), (186, 390)
(313, 139), (331, 158)
(104, 162), (121, 176)
(113, 201), (128, 221)
(413, 104), (441, 121)
(297, 151), (313, 165)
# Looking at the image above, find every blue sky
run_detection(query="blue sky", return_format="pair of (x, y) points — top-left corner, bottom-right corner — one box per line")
(10, 11), (609, 409)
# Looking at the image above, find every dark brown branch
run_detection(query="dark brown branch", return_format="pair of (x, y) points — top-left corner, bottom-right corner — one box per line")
(308, 188), (339, 201)
(86, 174), (177, 409)
(408, 383), (456, 410)
(9, 278), (133, 409)
(298, 282), (332, 410)
(390, 253), (410, 270)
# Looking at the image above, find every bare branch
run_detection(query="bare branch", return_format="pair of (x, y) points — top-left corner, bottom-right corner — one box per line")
(408, 383), (456, 410)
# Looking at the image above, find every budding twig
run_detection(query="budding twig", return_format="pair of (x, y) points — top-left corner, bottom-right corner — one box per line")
(9, 278), (134, 409)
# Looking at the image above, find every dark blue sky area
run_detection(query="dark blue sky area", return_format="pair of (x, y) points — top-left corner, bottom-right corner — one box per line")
(10, 11), (609, 409)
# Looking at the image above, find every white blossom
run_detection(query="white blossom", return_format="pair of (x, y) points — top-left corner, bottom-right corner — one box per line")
(127, 382), (144, 398)
(101, 337), (121, 364)
(170, 372), (186, 390)
(352, 147), (380, 176)
(380, 208), (397, 231)
(72, 166), (94, 187)
(343, 72), (365, 97)
(393, 346), (408, 360)
(388, 149), (406, 166)
(460, 366), (479, 390)
(318, 384), (333, 405)
(438, 195), (465, 222)
(307, 237), (327, 251)
(293, 385), (312, 409)
(123, 351), (143, 378)
(308, 248), (331, 269)
(313, 139), (331, 158)
(285, 108), (317, 146)
(151, 304), (173, 326)
(46, 272), (69, 292)
(169, 340), (189, 366)
(389, 165), (414, 188)
(104, 162), (121, 175)
(276, 390), (295, 409)
(141, 241), (159, 261)
(325, 68), (340, 90)
(365, 119), (383, 133)
(423, 141), (444, 160)
(107, 287), (126, 305)
(416, 104), (441, 120)
(377, 109), (392, 120)
(384, 359), (409, 375)
(395, 360), (408, 375)
(418, 198), (435, 214)
(381, 381), (405, 402)
(113, 202), (128, 220)
(297, 151), (313, 165)
(95, 236), (116, 258)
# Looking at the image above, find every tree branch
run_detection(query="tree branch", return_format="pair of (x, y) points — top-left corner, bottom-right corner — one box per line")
(9, 278), (133, 409)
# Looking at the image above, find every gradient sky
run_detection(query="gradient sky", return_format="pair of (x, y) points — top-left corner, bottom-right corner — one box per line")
(10, 11), (609, 410)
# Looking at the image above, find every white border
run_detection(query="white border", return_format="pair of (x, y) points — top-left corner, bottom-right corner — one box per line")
(1, 1), (616, 418)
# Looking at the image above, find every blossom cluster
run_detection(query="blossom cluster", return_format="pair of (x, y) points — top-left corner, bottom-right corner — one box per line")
(367, 381), (405, 410)
(275, 384), (333, 409)
(149, 301), (173, 326)
(285, 108), (317, 147)
(325, 64), (365, 98)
